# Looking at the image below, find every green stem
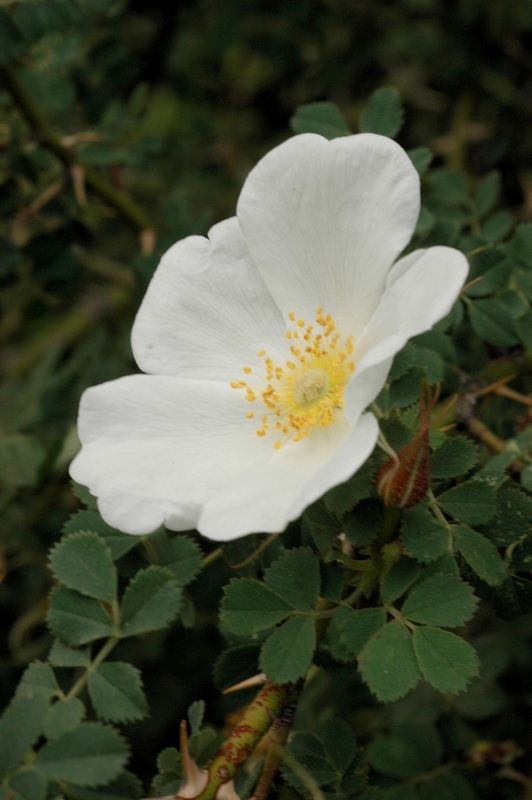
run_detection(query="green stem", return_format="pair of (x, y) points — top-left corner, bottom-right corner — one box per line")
(65, 601), (121, 700)
(0, 65), (155, 233)
(200, 547), (223, 570)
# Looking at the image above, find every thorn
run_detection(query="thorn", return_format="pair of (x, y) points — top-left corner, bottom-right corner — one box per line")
(471, 374), (516, 398)
(177, 719), (208, 799)
(461, 276), (484, 293)
(223, 673), (267, 695)
(215, 780), (241, 800)
(140, 228), (156, 256)
(70, 164), (87, 207)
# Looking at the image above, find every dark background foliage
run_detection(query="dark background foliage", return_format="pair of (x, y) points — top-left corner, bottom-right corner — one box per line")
(2, 0), (532, 797)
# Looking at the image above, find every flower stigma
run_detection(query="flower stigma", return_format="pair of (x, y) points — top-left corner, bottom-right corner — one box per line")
(230, 307), (355, 450)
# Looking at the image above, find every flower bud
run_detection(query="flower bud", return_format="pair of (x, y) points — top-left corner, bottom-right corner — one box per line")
(376, 382), (439, 509)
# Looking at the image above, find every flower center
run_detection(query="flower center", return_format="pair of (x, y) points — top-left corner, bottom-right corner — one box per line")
(230, 307), (355, 450)
(293, 369), (329, 405)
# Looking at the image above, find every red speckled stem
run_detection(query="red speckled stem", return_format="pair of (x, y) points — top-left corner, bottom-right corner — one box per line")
(192, 682), (299, 800)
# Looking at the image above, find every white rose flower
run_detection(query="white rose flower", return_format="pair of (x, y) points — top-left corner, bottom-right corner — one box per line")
(70, 133), (468, 541)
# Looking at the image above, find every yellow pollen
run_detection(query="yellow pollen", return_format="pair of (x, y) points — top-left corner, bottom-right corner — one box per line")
(231, 307), (355, 449)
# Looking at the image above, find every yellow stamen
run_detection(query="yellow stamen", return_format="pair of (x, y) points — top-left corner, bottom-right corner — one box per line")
(231, 307), (355, 449)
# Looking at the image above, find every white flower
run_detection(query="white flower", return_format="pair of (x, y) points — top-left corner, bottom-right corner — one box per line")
(70, 133), (468, 541)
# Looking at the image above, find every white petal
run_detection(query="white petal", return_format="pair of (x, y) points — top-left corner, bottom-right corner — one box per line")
(197, 412), (379, 540)
(353, 246), (468, 374)
(70, 374), (378, 540)
(237, 133), (420, 336)
(131, 217), (285, 381)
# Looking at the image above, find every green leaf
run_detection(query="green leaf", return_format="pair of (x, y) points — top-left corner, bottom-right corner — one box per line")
(401, 506), (450, 563)
(88, 663), (148, 723)
(489, 487), (532, 545)
(284, 733), (337, 788)
(47, 587), (114, 646)
(381, 560), (420, 604)
(17, 662), (59, 699)
(0, 688), (50, 778)
(413, 627), (479, 694)
(437, 480), (497, 525)
(510, 222), (532, 267)
(427, 169), (469, 206)
(148, 532), (202, 586)
(120, 566), (182, 637)
(152, 747), (182, 797)
(320, 561), (345, 602)
(62, 510), (138, 560)
(72, 772), (143, 800)
(367, 724), (442, 779)
(389, 343), (417, 382)
(407, 147), (433, 176)
(264, 548), (320, 610)
(48, 640), (90, 667)
(0, 434), (45, 487)
(481, 210), (513, 243)
(474, 171), (501, 218)
(44, 698), (85, 739)
(6, 769), (47, 800)
(418, 774), (475, 800)
(323, 458), (375, 513)
(320, 717), (359, 775)
(220, 579), (292, 635)
(469, 301), (518, 347)
(34, 722), (128, 788)
(358, 621), (421, 702)
(290, 102), (350, 139)
(514, 310), (532, 350)
(259, 615), (316, 683)
(328, 606), (387, 662)
(359, 87), (404, 138)
(71, 481), (98, 510)
(302, 502), (342, 550)
(49, 531), (117, 603)
(187, 700), (205, 737)
(0, 9), (24, 65)
(402, 574), (478, 627)
(345, 500), (383, 546)
(388, 367), (425, 407)
(453, 526), (506, 586)
(213, 644), (261, 692)
(431, 436), (477, 479)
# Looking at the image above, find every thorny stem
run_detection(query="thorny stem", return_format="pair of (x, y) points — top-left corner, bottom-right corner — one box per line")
(191, 682), (301, 800)
(0, 65), (155, 236)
